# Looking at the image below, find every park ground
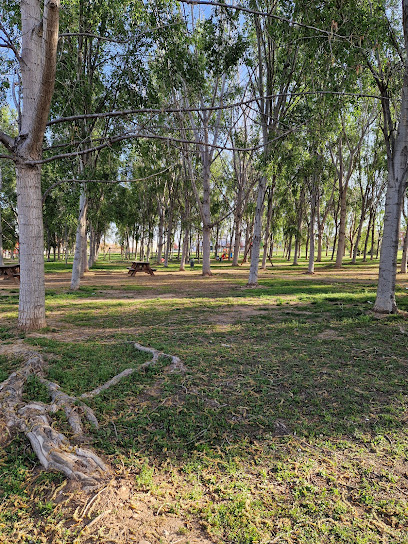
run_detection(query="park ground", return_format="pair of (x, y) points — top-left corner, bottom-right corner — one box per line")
(0, 256), (407, 544)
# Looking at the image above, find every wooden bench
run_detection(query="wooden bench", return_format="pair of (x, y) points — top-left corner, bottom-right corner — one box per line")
(0, 264), (20, 283)
(127, 262), (156, 276)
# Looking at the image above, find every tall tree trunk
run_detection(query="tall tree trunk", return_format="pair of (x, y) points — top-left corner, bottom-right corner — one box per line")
(202, 225), (212, 275)
(374, 164), (405, 311)
(317, 224), (324, 262)
(164, 205), (173, 268)
(80, 223), (88, 276)
(147, 229), (153, 261)
(179, 226), (189, 271)
(363, 209), (373, 262)
(201, 155), (212, 276)
(228, 225), (234, 261)
(248, 176), (267, 286)
(308, 189), (316, 274)
(1, 0), (60, 330)
(335, 183), (347, 268)
(262, 188), (274, 269)
(232, 189), (244, 266)
(0, 169), (3, 267)
(214, 224), (220, 259)
(374, 9), (408, 311)
(156, 206), (164, 264)
(370, 215), (376, 260)
(242, 222), (252, 264)
(400, 223), (408, 274)
(293, 193), (304, 266)
(88, 223), (95, 268)
(71, 186), (87, 290)
(352, 204), (366, 264)
(287, 234), (293, 261)
(16, 164), (46, 329)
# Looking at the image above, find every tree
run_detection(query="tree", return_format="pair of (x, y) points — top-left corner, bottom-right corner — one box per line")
(369, 1), (408, 312)
(0, 0), (60, 330)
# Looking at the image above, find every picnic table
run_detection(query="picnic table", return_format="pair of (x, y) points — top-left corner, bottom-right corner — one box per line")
(127, 261), (156, 276)
(0, 264), (20, 283)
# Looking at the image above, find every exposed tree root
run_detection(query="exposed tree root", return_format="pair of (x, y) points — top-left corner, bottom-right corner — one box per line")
(0, 342), (185, 489)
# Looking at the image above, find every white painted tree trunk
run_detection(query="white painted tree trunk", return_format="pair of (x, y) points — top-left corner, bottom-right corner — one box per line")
(248, 176), (267, 286)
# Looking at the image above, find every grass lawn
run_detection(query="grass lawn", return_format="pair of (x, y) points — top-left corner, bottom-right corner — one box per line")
(0, 255), (407, 543)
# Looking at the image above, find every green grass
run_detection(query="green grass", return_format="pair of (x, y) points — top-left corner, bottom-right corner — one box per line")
(0, 257), (407, 543)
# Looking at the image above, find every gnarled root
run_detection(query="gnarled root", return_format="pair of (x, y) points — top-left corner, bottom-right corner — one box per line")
(0, 353), (108, 488)
(0, 342), (185, 488)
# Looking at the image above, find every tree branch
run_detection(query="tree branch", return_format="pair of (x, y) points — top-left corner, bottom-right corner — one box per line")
(26, 0), (60, 155)
(42, 163), (177, 202)
(47, 91), (384, 127)
(0, 130), (15, 153)
(0, 21), (22, 61)
(180, 0), (366, 46)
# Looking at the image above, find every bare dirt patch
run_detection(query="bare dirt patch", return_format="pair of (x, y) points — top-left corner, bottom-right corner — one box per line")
(31, 477), (214, 544)
(0, 339), (32, 357)
(317, 329), (344, 340)
(206, 305), (266, 324)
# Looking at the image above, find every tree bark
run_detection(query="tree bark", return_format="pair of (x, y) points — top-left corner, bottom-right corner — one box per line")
(179, 225), (189, 271)
(0, 169), (3, 267)
(374, 164), (405, 312)
(352, 205), (366, 264)
(363, 209), (373, 261)
(401, 222), (408, 274)
(164, 201), (173, 268)
(262, 187), (274, 269)
(374, 2), (408, 312)
(307, 187), (317, 274)
(71, 186), (88, 290)
(248, 176), (267, 286)
(335, 177), (347, 268)
(156, 205), (164, 264)
(1, 0), (60, 330)
(16, 165), (46, 330)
